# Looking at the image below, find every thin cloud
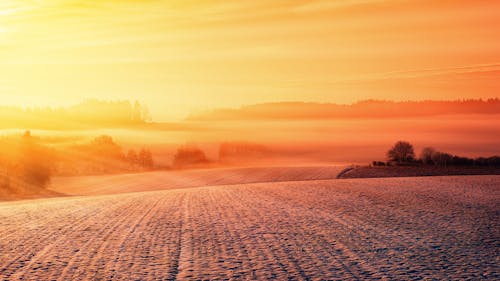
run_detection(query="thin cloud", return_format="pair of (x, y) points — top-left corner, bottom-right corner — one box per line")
(303, 63), (500, 87)
(293, 0), (385, 13)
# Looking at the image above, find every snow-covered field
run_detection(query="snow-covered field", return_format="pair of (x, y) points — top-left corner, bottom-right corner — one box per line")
(1, 173), (499, 280)
(50, 165), (345, 196)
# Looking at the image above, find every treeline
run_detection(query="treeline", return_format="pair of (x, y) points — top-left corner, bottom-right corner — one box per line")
(0, 100), (151, 129)
(189, 98), (500, 121)
(373, 141), (500, 167)
(59, 135), (154, 175)
(420, 147), (500, 167)
(171, 142), (270, 169)
(0, 130), (273, 192)
(0, 132), (156, 191)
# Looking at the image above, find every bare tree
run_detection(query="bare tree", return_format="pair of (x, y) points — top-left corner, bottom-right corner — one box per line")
(139, 149), (154, 169)
(387, 141), (415, 163)
(420, 147), (436, 165)
(431, 151), (453, 167)
(127, 149), (138, 166)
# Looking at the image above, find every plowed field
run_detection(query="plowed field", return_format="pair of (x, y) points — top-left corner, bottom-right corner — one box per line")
(1, 173), (498, 280)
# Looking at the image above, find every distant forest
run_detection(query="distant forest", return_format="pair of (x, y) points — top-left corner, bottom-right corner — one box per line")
(2, 99), (499, 129)
(0, 100), (151, 129)
(188, 99), (500, 121)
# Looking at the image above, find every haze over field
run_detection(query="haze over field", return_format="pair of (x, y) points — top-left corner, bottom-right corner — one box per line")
(1, 1), (499, 280)
(1, 99), (499, 165)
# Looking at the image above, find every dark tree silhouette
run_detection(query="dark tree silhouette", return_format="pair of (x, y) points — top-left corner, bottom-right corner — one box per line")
(418, 146), (500, 167)
(431, 151), (453, 167)
(387, 141), (415, 163)
(420, 147), (436, 165)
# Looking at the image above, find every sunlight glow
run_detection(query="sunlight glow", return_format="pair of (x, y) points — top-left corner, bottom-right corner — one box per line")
(0, 0), (499, 120)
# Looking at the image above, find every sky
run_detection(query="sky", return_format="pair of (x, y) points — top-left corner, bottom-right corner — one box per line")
(1, 0), (499, 120)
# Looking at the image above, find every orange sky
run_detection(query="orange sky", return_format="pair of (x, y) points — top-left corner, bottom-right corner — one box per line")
(1, 0), (499, 120)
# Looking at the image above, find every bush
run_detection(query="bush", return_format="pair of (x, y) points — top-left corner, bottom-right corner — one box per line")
(173, 146), (209, 168)
(22, 162), (52, 187)
(19, 131), (54, 187)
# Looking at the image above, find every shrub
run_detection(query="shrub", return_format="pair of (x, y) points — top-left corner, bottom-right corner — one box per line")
(22, 162), (52, 187)
(173, 146), (209, 168)
(19, 132), (54, 187)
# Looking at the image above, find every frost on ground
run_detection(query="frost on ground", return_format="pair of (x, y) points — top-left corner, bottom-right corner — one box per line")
(50, 165), (345, 196)
(0, 175), (499, 280)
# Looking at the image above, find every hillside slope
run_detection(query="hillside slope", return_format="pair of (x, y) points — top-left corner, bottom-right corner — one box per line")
(1, 175), (498, 280)
(50, 165), (345, 196)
